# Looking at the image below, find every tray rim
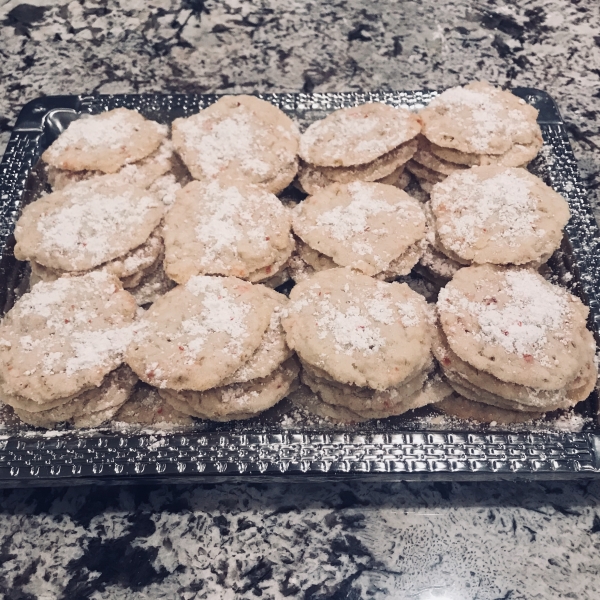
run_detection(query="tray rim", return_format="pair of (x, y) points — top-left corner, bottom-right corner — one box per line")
(1, 88), (600, 486)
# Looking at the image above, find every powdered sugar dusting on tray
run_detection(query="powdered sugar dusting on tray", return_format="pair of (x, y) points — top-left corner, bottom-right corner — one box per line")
(438, 270), (571, 364)
(432, 170), (543, 252)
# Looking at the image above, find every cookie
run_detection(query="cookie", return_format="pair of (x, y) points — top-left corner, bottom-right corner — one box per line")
(429, 139), (542, 168)
(299, 103), (421, 167)
(282, 268), (434, 390)
(163, 180), (293, 283)
(0, 272), (137, 403)
(14, 176), (164, 273)
(159, 357), (299, 421)
(419, 81), (541, 155)
(437, 264), (591, 390)
(297, 139), (417, 194)
(172, 95), (299, 194)
(288, 384), (369, 423)
(12, 365), (137, 428)
(114, 384), (194, 427)
(412, 137), (468, 176)
(292, 181), (426, 276)
(436, 394), (545, 424)
(29, 228), (164, 288)
(405, 161), (445, 184)
(377, 167), (411, 189)
(220, 289), (292, 385)
(42, 108), (168, 174)
(430, 166), (570, 266)
(125, 276), (277, 391)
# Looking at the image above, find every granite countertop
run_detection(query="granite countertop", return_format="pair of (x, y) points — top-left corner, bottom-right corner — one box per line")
(0, 0), (600, 598)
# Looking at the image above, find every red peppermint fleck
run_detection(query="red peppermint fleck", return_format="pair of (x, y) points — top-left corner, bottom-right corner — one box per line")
(523, 354), (534, 364)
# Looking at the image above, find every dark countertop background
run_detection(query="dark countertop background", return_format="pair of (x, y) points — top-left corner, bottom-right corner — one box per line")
(0, 1), (600, 598)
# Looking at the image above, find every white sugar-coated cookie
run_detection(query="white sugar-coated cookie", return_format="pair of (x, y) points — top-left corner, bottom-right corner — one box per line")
(437, 265), (592, 390)
(431, 324), (585, 409)
(126, 276), (277, 391)
(163, 180), (293, 283)
(172, 95), (299, 194)
(221, 289), (292, 385)
(297, 140), (417, 194)
(15, 176), (164, 273)
(0, 272), (137, 403)
(419, 81), (541, 155)
(288, 383), (369, 423)
(12, 365), (137, 428)
(43, 108), (168, 174)
(159, 358), (299, 421)
(300, 103), (421, 167)
(430, 166), (570, 266)
(114, 384), (194, 427)
(436, 394), (545, 424)
(293, 182), (426, 277)
(29, 228), (164, 288)
(283, 268), (434, 390)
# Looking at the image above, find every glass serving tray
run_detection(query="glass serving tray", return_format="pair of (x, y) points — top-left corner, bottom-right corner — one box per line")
(0, 89), (600, 487)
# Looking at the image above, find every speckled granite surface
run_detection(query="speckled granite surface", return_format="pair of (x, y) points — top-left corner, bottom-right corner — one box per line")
(0, 1), (600, 598)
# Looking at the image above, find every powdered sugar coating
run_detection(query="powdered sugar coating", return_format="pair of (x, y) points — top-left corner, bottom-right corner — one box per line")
(172, 95), (299, 194)
(300, 103), (421, 167)
(125, 276), (277, 391)
(293, 181), (426, 276)
(431, 166), (570, 265)
(437, 265), (591, 389)
(14, 175), (165, 272)
(282, 268), (433, 390)
(420, 82), (541, 155)
(42, 108), (167, 174)
(163, 180), (293, 284)
(0, 272), (137, 403)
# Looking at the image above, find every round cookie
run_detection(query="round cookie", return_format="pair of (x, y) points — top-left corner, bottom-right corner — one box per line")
(297, 139), (417, 194)
(159, 358), (299, 421)
(114, 384), (194, 427)
(437, 264), (591, 390)
(282, 268), (434, 390)
(126, 276), (277, 391)
(412, 137), (468, 176)
(299, 103), (421, 167)
(419, 81), (542, 155)
(12, 365), (138, 428)
(436, 394), (545, 424)
(14, 176), (164, 273)
(220, 289), (292, 385)
(42, 108), (168, 174)
(429, 139), (542, 168)
(171, 95), (299, 194)
(293, 181), (426, 277)
(163, 180), (293, 284)
(0, 272), (137, 403)
(430, 166), (570, 265)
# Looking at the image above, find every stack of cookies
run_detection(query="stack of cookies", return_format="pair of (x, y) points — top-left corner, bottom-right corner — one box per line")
(126, 276), (299, 421)
(434, 265), (597, 424)
(408, 82), (543, 192)
(297, 103), (420, 194)
(289, 181), (427, 282)
(14, 174), (167, 296)
(172, 95), (300, 194)
(163, 180), (294, 287)
(0, 273), (138, 428)
(282, 268), (452, 422)
(417, 165), (571, 283)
